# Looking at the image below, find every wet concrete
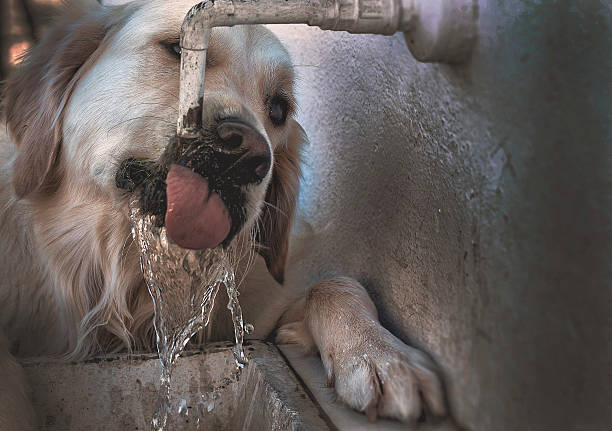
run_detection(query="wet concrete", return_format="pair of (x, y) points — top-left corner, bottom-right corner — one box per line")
(22, 341), (333, 431)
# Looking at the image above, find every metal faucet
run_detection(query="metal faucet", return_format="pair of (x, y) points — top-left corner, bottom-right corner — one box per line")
(177, 0), (477, 137)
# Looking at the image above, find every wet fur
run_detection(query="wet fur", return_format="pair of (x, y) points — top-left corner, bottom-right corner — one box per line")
(0, 1), (446, 429)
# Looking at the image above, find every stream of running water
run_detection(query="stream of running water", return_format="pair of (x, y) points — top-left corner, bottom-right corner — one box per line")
(129, 198), (248, 431)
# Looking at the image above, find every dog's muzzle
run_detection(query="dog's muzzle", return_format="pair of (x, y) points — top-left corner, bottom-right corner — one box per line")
(115, 118), (271, 250)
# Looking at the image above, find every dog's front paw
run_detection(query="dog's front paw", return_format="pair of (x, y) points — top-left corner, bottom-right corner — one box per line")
(323, 328), (446, 423)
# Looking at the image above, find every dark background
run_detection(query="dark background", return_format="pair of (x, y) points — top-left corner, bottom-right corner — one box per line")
(0, 0), (62, 85)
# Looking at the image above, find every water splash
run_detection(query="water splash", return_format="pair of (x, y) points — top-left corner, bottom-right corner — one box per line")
(129, 198), (248, 430)
(224, 269), (247, 367)
(178, 399), (188, 417)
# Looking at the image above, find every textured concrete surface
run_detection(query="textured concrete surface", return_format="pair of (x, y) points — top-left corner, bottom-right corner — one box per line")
(23, 342), (333, 430)
(270, 2), (611, 430)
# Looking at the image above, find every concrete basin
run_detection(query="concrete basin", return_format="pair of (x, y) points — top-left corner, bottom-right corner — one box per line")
(22, 341), (333, 431)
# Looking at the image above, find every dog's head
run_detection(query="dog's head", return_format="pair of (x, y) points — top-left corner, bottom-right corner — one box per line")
(3, 0), (303, 284)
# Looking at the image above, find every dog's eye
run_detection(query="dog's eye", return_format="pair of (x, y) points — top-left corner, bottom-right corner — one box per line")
(269, 95), (289, 126)
(170, 44), (182, 57)
(161, 41), (182, 59)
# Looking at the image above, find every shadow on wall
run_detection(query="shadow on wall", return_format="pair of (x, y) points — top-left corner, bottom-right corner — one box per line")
(275, 26), (487, 429)
(273, 1), (611, 428)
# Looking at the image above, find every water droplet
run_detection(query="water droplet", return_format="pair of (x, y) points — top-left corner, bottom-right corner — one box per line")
(159, 228), (169, 251)
(245, 323), (254, 334)
(224, 270), (248, 368)
(178, 399), (188, 417)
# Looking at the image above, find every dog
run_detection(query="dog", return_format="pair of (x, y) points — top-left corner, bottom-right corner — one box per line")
(0, 1), (446, 429)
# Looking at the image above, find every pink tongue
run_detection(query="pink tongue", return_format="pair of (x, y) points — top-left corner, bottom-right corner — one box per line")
(165, 164), (231, 249)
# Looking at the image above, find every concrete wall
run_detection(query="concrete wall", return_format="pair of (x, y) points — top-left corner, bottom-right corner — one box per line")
(272, 1), (611, 430)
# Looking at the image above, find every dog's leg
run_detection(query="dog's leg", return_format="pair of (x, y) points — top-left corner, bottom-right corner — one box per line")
(277, 276), (446, 423)
(0, 333), (37, 431)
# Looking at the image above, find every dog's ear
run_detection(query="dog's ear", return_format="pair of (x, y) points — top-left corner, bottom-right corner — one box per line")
(257, 119), (305, 285)
(3, 6), (110, 198)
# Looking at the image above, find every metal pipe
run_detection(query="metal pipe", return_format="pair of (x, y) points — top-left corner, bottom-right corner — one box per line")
(177, 0), (477, 137)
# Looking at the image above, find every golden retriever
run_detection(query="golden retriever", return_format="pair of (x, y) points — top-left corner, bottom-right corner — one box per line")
(0, 0), (446, 429)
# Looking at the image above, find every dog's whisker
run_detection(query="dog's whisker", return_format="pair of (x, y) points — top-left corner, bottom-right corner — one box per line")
(244, 227), (258, 281)
(262, 201), (288, 218)
(218, 150), (250, 178)
(240, 223), (260, 279)
(245, 228), (257, 268)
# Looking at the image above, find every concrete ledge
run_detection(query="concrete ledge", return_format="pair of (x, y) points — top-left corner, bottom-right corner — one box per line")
(22, 341), (333, 431)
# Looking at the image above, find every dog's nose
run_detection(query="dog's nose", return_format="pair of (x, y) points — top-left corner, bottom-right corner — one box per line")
(217, 120), (271, 181)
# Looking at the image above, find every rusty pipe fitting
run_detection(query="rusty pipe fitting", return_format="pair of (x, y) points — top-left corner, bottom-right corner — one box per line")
(177, 0), (477, 137)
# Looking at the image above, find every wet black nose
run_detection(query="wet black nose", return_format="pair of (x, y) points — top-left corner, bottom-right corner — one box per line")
(217, 120), (271, 181)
